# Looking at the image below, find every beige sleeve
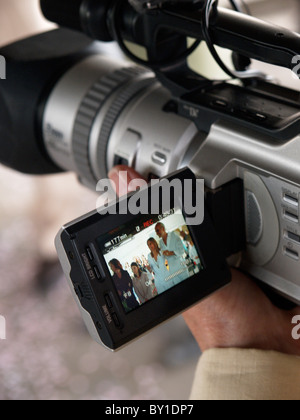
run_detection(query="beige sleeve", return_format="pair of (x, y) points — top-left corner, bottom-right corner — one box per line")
(0, 0), (54, 46)
(190, 348), (300, 400)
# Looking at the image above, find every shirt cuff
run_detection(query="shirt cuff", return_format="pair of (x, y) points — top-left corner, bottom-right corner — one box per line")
(190, 348), (300, 400)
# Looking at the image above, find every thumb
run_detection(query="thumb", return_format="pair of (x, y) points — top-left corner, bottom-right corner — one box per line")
(108, 165), (147, 197)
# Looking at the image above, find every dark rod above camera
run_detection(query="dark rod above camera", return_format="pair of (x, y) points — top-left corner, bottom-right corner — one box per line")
(40, 0), (300, 71)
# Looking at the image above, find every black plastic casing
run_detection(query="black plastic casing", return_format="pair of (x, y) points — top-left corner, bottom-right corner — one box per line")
(40, 0), (114, 41)
(56, 168), (231, 350)
(0, 29), (97, 175)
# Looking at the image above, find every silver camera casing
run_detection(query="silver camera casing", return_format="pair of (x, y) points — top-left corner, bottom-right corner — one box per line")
(104, 73), (300, 305)
(44, 55), (300, 304)
(188, 121), (300, 305)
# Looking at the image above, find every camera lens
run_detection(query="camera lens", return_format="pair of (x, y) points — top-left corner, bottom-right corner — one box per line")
(43, 54), (200, 187)
(43, 55), (154, 185)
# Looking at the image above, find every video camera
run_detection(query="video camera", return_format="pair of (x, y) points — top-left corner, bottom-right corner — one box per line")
(1, 0), (300, 348)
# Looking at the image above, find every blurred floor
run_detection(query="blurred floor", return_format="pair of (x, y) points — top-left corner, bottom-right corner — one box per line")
(0, 167), (200, 401)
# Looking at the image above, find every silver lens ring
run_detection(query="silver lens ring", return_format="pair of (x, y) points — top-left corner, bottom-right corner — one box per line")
(72, 66), (151, 186)
(95, 74), (156, 181)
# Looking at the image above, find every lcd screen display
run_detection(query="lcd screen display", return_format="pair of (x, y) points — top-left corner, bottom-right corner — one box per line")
(97, 209), (203, 313)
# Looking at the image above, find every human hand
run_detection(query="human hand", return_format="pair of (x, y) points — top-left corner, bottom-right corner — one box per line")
(108, 165), (300, 356)
(184, 268), (300, 356)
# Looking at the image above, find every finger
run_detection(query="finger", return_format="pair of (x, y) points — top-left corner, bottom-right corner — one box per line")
(291, 306), (300, 317)
(108, 165), (146, 197)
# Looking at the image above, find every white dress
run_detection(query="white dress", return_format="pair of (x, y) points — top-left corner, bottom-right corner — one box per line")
(148, 252), (175, 295)
(159, 232), (189, 285)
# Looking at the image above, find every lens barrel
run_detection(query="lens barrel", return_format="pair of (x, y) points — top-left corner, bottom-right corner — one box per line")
(43, 54), (200, 187)
(40, 0), (84, 32)
(40, 0), (114, 41)
(43, 55), (155, 187)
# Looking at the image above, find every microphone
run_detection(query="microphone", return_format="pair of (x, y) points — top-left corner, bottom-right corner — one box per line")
(40, 0), (114, 41)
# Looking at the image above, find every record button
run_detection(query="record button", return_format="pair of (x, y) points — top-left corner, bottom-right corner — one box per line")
(104, 294), (113, 309)
(86, 247), (94, 261)
(152, 151), (167, 166)
(93, 265), (102, 280)
(112, 313), (121, 329)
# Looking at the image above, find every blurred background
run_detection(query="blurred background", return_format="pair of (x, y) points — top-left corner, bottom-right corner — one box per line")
(0, 0), (300, 400)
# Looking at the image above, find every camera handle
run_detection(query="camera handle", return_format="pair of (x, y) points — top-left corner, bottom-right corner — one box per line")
(158, 4), (300, 72)
(40, 0), (300, 74)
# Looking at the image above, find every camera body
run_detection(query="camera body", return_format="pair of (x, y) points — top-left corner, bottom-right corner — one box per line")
(55, 169), (231, 350)
(42, 50), (300, 305)
(1, 0), (300, 348)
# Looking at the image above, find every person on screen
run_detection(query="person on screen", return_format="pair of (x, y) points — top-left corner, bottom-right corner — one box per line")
(108, 259), (139, 311)
(147, 238), (174, 294)
(109, 165), (300, 401)
(180, 230), (190, 254)
(188, 238), (202, 273)
(155, 223), (188, 285)
(131, 262), (154, 304)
